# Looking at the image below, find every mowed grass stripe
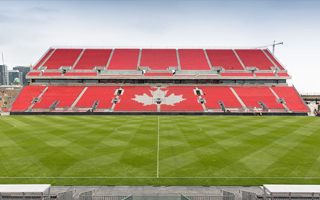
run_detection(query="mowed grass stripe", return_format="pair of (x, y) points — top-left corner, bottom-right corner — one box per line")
(0, 116), (159, 178)
(159, 116), (301, 177)
(200, 123), (297, 176)
(0, 116), (320, 185)
(264, 119), (320, 177)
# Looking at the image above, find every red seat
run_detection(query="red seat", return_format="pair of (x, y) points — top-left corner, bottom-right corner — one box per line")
(11, 85), (46, 112)
(233, 87), (283, 109)
(255, 72), (276, 77)
(272, 86), (309, 112)
(33, 86), (84, 109)
(74, 49), (111, 70)
(42, 72), (62, 76)
(43, 49), (82, 69)
(236, 49), (275, 70)
(108, 49), (139, 70)
(179, 49), (210, 70)
(206, 49), (244, 70)
(64, 72), (97, 76)
(200, 86), (242, 109)
(220, 72), (253, 77)
(76, 86), (118, 109)
(140, 49), (178, 70)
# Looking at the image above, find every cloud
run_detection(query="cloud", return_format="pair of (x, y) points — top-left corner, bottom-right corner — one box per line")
(0, 0), (320, 92)
(0, 13), (13, 23)
(26, 6), (58, 13)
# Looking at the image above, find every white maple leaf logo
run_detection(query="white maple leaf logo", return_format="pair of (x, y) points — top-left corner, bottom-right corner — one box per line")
(133, 88), (185, 106)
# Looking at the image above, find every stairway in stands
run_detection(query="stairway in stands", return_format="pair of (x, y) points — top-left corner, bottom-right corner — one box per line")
(10, 85), (309, 114)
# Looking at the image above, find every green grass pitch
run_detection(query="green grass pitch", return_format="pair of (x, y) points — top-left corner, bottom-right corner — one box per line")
(0, 115), (320, 186)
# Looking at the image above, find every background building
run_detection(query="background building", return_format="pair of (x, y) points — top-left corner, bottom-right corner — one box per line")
(8, 70), (21, 85)
(13, 66), (30, 85)
(0, 65), (8, 85)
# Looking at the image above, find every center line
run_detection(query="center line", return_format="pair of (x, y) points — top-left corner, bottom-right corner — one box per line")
(157, 116), (160, 178)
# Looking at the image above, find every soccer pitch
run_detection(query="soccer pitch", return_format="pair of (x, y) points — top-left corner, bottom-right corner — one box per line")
(0, 115), (320, 186)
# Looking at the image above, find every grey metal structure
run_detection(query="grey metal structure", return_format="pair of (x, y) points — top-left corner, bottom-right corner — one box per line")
(0, 184), (51, 200)
(262, 185), (320, 200)
(241, 191), (258, 200)
(56, 191), (74, 200)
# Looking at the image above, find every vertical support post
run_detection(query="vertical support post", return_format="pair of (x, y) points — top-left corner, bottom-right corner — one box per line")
(289, 192), (291, 200)
(47, 187), (51, 200)
(272, 40), (275, 55)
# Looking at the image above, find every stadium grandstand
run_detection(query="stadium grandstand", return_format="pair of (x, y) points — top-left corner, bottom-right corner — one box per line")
(2, 0), (320, 199)
(9, 47), (309, 115)
(0, 85), (21, 113)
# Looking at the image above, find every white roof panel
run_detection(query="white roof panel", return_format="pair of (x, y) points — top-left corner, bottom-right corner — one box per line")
(0, 184), (51, 193)
(264, 184), (320, 194)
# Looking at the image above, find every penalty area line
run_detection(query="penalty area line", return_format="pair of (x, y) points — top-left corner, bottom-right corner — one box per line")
(0, 177), (155, 179)
(0, 176), (320, 179)
(157, 116), (160, 178)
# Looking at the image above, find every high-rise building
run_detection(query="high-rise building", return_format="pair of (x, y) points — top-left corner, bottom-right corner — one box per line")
(0, 65), (8, 85)
(8, 70), (21, 85)
(13, 66), (30, 85)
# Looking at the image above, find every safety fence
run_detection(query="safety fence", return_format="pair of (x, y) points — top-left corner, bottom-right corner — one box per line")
(241, 191), (258, 200)
(0, 190), (265, 200)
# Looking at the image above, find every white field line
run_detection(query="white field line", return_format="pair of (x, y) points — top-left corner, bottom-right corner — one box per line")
(0, 176), (320, 179)
(157, 116), (160, 178)
(4, 116), (320, 181)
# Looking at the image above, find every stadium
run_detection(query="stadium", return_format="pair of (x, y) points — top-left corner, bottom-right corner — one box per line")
(1, 0), (320, 199)
(1, 46), (320, 199)
(10, 48), (309, 115)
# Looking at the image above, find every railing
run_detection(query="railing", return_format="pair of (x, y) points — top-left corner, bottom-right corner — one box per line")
(301, 93), (320, 96)
(78, 195), (130, 200)
(77, 195), (234, 200)
(0, 195), (51, 200)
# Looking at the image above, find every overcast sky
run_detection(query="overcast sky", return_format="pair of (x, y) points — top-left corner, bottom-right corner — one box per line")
(0, 0), (319, 93)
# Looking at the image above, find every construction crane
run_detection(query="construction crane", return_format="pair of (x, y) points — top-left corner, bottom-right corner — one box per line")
(1, 52), (4, 65)
(256, 40), (284, 55)
(271, 40), (284, 55)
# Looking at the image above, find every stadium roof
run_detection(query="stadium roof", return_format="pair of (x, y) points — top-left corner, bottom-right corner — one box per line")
(263, 184), (320, 194)
(0, 184), (51, 193)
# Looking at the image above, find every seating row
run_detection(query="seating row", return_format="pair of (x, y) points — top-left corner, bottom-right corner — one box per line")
(33, 48), (285, 71)
(11, 85), (309, 113)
